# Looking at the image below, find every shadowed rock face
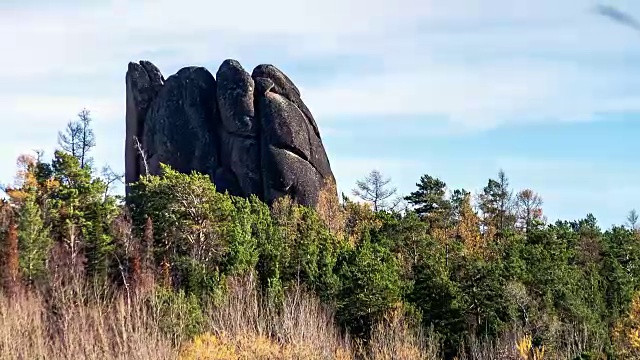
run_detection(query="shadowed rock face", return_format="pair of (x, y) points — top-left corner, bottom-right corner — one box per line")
(125, 61), (164, 190)
(125, 59), (335, 208)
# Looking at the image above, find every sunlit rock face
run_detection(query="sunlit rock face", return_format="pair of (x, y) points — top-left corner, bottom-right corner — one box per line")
(125, 59), (335, 208)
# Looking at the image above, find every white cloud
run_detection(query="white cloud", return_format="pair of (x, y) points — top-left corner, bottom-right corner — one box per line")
(2, 0), (640, 129)
(305, 56), (640, 130)
(302, 60), (565, 130)
(0, 0), (432, 79)
(1, 0), (640, 227)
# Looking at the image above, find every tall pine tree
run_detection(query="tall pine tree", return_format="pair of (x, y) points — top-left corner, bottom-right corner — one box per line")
(405, 174), (451, 230)
(17, 192), (51, 284)
(479, 170), (516, 238)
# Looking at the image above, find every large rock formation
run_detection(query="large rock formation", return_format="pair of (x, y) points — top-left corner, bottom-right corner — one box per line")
(125, 59), (335, 208)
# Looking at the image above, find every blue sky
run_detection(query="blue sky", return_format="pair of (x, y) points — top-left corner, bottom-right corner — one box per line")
(1, 0), (639, 228)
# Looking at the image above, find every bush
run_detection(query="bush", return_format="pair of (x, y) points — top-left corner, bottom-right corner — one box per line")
(151, 287), (206, 344)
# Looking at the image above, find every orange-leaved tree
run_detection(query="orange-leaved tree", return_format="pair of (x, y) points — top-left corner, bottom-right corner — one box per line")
(515, 189), (544, 234)
(613, 291), (640, 357)
(456, 192), (484, 255)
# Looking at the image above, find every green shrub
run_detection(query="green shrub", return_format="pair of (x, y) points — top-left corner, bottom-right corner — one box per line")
(151, 287), (206, 344)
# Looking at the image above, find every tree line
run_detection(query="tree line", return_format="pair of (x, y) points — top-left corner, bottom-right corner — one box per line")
(2, 109), (640, 358)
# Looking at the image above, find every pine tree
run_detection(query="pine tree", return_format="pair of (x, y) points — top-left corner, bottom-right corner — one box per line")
(450, 188), (471, 226)
(335, 235), (402, 339)
(83, 189), (118, 281)
(127, 165), (239, 294)
(405, 174), (451, 229)
(271, 196), (300, 281)
(3, 154), (57, 284)
(84, 221), (115, 281)
(17, 192), (51, 284)
(45, 150), (118, 277)
(250, 196), (281, 293)
(479, 170), (515, 238)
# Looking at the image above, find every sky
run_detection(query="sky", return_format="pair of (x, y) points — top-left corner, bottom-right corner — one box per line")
(1, 0), (639, 229)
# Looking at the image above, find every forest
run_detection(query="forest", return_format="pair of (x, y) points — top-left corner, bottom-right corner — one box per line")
(1, 109), (640, 360)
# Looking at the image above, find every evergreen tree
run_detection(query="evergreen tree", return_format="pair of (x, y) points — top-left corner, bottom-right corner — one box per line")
(83, 202), (115, 280)
(46, 151), (118, 277)
(250, 195), (282, 297)
(602, 225), (640, 321)
(379, 210), (429, 276)
(479, 170), (516, 237)
(17, 192), (51, 284)
(449, 188), (470, 225)
(404, 174), (451, 229)
(409, 239), (466, 355)
(223, 197), (258, 275)
(336, 232), (403, 339)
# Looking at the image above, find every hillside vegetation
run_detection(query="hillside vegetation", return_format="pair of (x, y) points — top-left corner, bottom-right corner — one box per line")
(2, 110), (640, 359)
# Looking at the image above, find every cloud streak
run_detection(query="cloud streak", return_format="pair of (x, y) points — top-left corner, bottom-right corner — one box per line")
(595, 4), (640, 32)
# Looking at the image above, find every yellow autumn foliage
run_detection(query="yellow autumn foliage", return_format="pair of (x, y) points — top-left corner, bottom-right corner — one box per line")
(457, 193), (484, 255)
(516, 334), (545, 360)
(613, 291), (640, 358)
(179, 332), (353, 360)
(316, 179), (346, 238)
(5, 154), (38, 203)
(5, 153), (60, 204)
(343, 200), (381, 245)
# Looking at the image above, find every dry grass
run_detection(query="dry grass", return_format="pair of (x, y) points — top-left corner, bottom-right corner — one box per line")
(179, 333), (353, 360)
(0, 274), (596, 359)
(0, 286), (176, 359)
(0, 275), (355, 360)
(366, 304), (441, 360)
(196, 275), (352, 359)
